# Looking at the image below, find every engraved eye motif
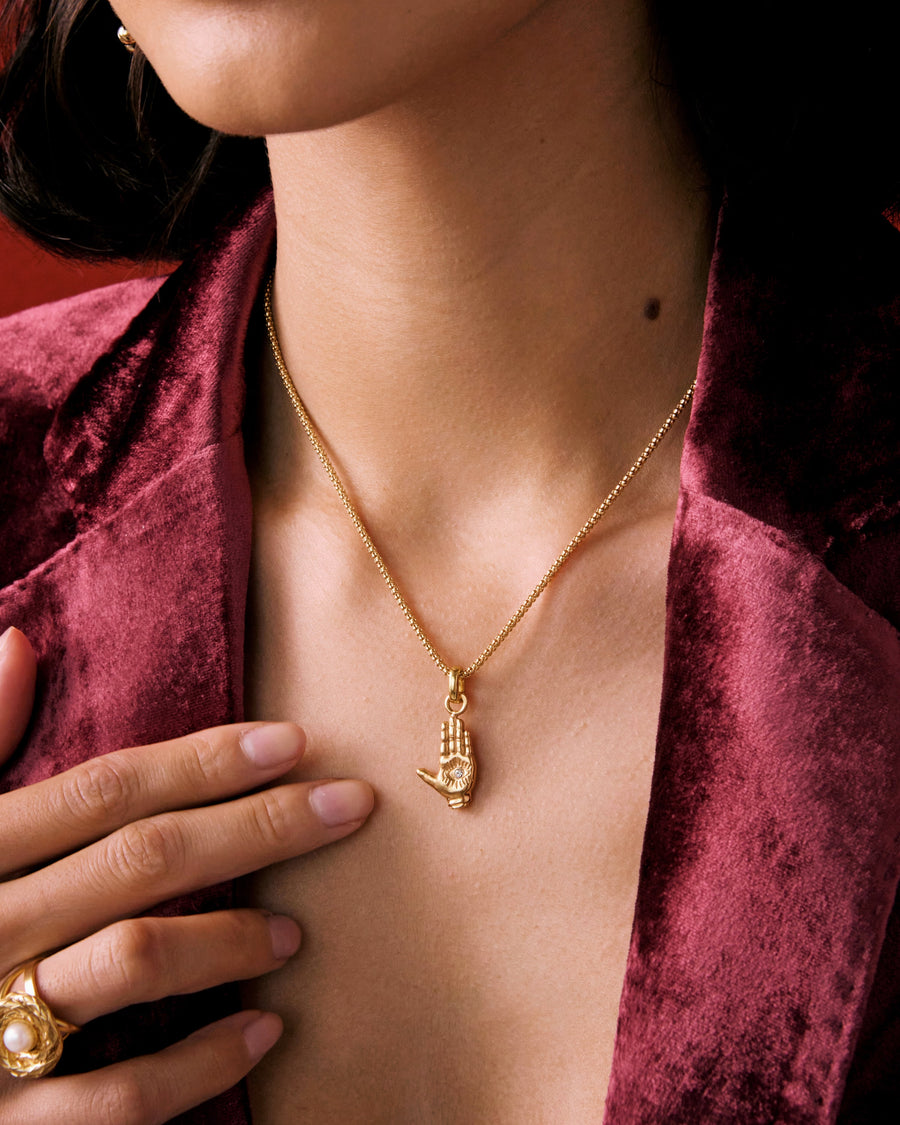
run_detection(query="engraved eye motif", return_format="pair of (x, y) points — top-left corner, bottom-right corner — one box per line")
(441, 756), (473, 791)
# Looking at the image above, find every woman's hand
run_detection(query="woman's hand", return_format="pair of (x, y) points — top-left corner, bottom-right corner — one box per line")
(0, 626), (374, 1124)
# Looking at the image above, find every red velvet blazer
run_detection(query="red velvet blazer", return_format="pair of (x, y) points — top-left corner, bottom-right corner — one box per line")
(1, 193), (898, 1124)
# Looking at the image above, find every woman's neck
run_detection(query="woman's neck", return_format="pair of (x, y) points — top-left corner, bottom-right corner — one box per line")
(257, 0), (714, 548)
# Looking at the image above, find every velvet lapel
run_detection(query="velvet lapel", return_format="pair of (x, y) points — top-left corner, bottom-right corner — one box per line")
(0, 194), (274, 1118)
(4, 192), (276, 781)
(604, 210), (900, 1123)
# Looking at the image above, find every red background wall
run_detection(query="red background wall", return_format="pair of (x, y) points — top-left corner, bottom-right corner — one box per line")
(0, 217), (164, 319)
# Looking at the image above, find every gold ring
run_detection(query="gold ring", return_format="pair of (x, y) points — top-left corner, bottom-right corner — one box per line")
(0, 959), (79, 1078)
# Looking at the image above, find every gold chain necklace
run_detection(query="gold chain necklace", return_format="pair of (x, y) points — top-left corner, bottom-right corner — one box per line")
(264, 274), (695, 809)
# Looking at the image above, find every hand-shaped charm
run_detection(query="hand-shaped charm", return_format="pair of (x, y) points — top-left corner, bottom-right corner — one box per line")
(417, 713), (477, 808)
(417, 670), (477, 808)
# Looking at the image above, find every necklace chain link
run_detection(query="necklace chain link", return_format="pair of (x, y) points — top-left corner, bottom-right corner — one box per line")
(264, 273), (696, 683)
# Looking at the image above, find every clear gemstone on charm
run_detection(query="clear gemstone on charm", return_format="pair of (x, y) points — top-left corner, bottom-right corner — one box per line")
(453, 768), (464, 778)
(3, 1020), (37, 1054)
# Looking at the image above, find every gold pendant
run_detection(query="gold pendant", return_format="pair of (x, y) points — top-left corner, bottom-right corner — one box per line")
(417, 669), (477, 808)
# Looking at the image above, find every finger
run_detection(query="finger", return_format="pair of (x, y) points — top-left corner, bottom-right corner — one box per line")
(2, 1009), (283, 1125)
(1, 778), (373, 964)
(0, 627), (37, 764)
(28, 910), (301, 1027)
(0, 721), (307, 876)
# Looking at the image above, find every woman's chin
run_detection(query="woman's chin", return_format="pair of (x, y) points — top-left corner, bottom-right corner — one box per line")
(121, 0), (549, 137)
(156, 66), (422, 138)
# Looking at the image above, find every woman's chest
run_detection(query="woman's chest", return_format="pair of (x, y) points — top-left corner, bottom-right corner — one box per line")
(239, 505), (674, 1123)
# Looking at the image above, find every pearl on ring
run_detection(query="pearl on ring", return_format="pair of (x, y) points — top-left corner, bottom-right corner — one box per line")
(2, 1019), (37, 1054)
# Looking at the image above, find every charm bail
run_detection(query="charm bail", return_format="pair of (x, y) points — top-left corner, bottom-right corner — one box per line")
(448, 667), (465, 705)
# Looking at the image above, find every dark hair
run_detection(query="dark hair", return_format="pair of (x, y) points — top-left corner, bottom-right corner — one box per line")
(1, 0), (898, 261)
(0, 0), (268, 260)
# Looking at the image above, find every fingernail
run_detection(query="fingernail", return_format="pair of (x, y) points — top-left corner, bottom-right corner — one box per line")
(309, 780), (374, 827)
(268, 915), (302, 960)
(241, 724), (304, 769)
(0, 627), (13, 655)
(242, 1012), (283, 1062)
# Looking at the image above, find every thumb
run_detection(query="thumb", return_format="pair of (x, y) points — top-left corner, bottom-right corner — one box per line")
(416, 768), (445, 793)
(0, 627), (37, 765)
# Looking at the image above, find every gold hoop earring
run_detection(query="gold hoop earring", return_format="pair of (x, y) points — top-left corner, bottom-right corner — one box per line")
(117, 25), (137, 53)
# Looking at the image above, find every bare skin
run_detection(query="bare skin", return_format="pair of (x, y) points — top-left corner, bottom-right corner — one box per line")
(236, 1), (712, 1121)
(10, 0), (714, 1119)
(241, 459), (687, 1122)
